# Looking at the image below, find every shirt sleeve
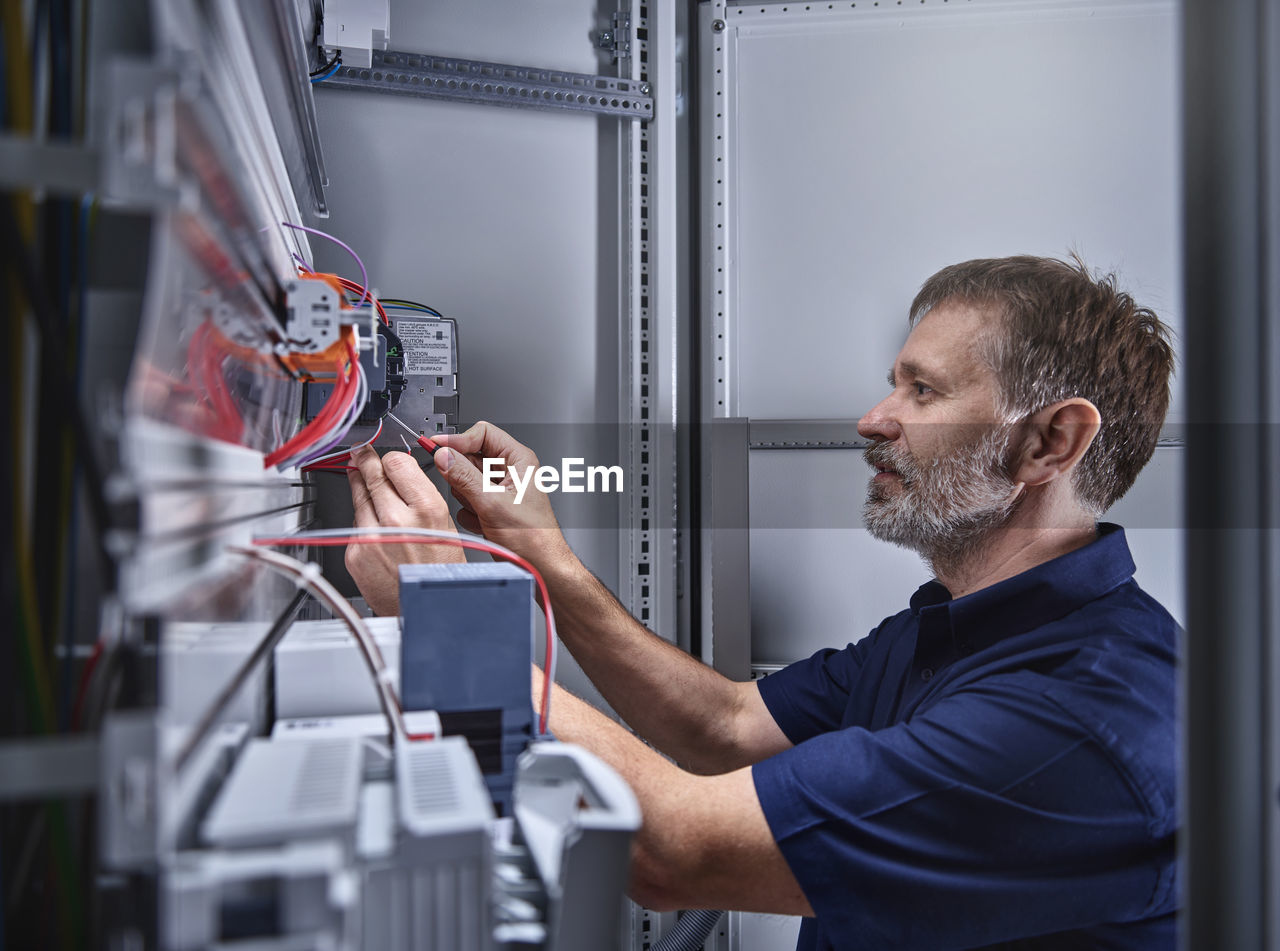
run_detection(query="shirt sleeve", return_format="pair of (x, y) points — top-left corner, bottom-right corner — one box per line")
(756, 629), (887, 744)
(751, 673), (1175, 950)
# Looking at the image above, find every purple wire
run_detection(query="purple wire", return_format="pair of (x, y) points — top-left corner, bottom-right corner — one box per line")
(281, 222), (369, 305)
(292, 251), (313, 272)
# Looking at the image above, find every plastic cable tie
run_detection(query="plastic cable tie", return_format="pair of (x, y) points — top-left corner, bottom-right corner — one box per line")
(299, 561), (323, 586)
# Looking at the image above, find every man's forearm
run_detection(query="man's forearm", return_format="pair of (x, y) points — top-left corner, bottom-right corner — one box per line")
(540, 554), (754, 774)
(532, 674), (813, 916)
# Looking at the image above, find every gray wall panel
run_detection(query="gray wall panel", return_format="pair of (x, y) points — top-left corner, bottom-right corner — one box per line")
(727, 0), (1181, 423)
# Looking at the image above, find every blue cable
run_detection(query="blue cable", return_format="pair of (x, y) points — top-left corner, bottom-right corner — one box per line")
(310, 60), (342, 84)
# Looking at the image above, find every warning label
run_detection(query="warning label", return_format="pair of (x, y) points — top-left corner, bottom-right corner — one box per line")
(396, 319), (455, 375)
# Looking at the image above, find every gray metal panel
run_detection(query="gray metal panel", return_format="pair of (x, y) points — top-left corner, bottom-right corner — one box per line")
(701, 419), (752, 678)
(748, 448), (926, 664)
(709, 0), (1181, 424)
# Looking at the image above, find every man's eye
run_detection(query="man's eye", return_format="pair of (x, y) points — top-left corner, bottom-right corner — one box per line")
(914, 382), (933, 397)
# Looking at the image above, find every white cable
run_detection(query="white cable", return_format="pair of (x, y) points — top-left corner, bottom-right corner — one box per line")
(304, 418), (383, 466)
(229, 546), (407, 741)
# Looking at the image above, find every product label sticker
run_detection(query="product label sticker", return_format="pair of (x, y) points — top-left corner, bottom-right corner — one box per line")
(396, 318), (455, 375)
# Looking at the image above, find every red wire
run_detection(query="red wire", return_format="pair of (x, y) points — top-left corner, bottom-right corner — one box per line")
(264, 340), (358, 468)
(301, 420), (384, 472)
(252, 534), (556, 735)
(71, 640), (105, 730)
(186, 323), (245, 443)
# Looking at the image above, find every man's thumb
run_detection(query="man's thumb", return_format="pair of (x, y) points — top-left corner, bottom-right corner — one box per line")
(434, 447), (480, 500)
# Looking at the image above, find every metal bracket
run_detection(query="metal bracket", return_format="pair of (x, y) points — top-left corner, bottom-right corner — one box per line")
(597, 12), (633, 62)
(319, 49), (653, 121)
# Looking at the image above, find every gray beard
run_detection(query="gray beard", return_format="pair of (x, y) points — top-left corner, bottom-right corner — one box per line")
(863, 424), (1021, 576)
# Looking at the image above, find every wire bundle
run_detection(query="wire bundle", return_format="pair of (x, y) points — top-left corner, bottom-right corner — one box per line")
(272, 224), (398, 468)
(380, 297), (443, 317)
(264, 337), (365, 470)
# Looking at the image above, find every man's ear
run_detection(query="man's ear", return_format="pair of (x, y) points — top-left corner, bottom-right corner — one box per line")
(1010, 398), (1101, 488)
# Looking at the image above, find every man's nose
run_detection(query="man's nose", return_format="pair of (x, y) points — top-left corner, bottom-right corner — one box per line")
(857, 394), (902, 443)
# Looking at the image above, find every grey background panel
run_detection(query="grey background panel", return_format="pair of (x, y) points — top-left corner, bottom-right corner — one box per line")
(727, 0), (1182, 424)
(748, 445), (1184, 665)
(309, 0), (623, 706)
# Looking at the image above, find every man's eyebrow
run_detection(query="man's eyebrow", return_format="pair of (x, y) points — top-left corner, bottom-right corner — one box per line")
(896, 361), (950, 387)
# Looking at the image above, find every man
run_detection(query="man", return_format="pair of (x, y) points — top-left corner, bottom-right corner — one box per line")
(345, 255), (1177, 949)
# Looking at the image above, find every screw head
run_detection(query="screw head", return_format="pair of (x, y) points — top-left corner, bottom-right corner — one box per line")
(639, 82), (651, 95)
(712, 18), (726, 32)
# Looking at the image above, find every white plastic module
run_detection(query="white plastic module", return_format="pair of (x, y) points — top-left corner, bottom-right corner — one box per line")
(275, 616), (401, 719)
(201, 737), (362, 847)
(358, 736), (495, 951)
(396, 736), (495, 838)
(283, 277), (346, 355)
(321, 0), (389, 69)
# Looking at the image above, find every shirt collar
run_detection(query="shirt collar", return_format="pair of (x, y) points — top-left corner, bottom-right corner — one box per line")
(908, 523), (1137, 655)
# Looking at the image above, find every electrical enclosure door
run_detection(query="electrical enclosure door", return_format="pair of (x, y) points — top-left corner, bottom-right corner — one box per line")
(699, 0), (1182, 668)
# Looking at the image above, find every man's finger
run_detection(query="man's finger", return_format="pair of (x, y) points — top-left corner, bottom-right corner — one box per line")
(437, 420), (538, 469)
(348, 465), (379, 528)
(434, 446), (491, 510)
(381, 451), (444, 511)
(351, 445), (406, 524)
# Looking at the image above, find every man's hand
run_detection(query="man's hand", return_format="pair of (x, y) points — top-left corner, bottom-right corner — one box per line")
(346, 446), (464, 615)
(432, 422), (576, 576)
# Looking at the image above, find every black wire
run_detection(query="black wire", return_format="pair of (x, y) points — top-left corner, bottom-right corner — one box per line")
(309, 49), (340, 78)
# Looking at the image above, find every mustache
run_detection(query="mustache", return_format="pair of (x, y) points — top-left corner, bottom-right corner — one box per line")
(864, 441), (914, 476)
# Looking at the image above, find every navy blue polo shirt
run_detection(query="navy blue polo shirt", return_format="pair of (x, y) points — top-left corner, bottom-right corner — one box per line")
(752, 524), (1177, 951)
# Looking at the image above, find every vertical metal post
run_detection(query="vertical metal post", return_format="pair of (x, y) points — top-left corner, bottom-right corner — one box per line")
(1182, 0), (1277, 947)
(699, 418), (751, 681)
(619, 0), (685, 648)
